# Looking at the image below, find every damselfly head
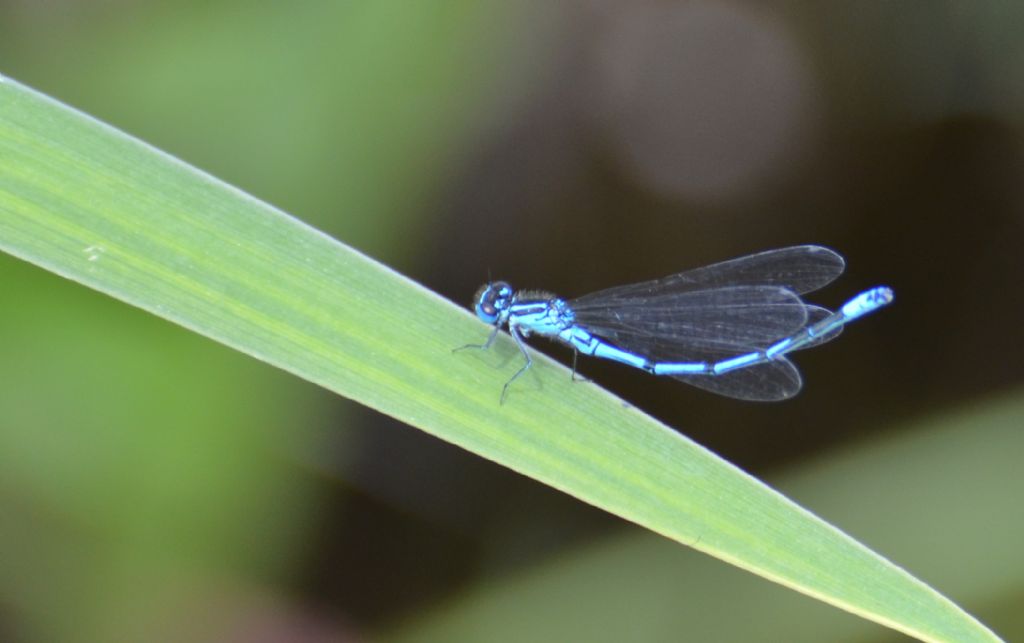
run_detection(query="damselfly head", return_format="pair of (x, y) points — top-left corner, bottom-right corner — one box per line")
(473, 281), (513, 325)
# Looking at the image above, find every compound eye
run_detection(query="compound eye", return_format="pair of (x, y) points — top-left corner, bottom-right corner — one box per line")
(477, 301), (498, 322)
(474, 281), (512, 324)
(494, 282), (512, 298)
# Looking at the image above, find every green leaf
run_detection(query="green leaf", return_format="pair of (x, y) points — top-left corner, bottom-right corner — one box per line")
(0, 76), (1001, 642)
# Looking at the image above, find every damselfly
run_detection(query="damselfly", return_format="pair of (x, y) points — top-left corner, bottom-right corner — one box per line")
(458, 245), (893, 402)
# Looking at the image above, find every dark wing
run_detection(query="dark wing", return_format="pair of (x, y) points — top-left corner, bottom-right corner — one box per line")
(672, 359), (803, 401)
(572, 245), (845, 304)
(572, 285), (841, 357)
(567, 246), (846, 401)
(571, 285), (841, 402)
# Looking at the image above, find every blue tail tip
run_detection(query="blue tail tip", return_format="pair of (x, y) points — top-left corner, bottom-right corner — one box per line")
(873, 286), (895, 304)
(841, 286), (894, 318)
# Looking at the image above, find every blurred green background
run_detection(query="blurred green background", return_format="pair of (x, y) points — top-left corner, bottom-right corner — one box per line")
(1, 2), (1022, 642)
